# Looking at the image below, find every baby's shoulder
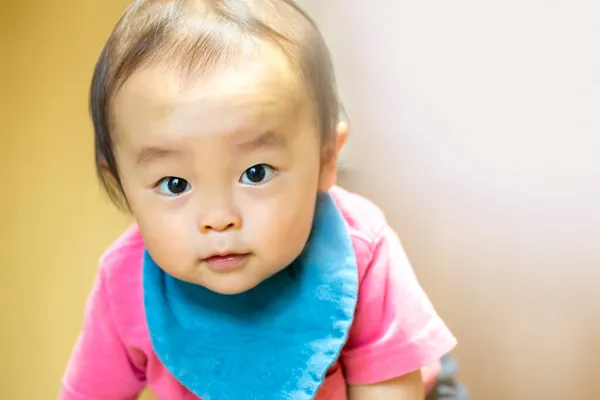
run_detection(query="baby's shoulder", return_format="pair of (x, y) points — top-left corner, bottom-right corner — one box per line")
(98, 224), (145, 292)
(330, 185), (388, 243)
(329, 186), (389, 276)
(96, 225), (148, 339)
(94, 225), (151, 349)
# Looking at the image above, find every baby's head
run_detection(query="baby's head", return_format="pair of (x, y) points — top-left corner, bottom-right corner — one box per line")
(92, 0), (344, 294)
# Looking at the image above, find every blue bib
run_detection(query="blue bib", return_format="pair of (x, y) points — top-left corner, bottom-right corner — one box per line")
(143, 192), (358, 400)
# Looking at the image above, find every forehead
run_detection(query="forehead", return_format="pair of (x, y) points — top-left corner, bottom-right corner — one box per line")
(110, 42), (311, 146)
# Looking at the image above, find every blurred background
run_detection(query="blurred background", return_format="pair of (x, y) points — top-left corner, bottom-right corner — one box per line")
(1, 0), (599, 399)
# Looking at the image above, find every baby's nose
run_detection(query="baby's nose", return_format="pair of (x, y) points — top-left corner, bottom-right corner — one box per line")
(198, 210), (242, 233)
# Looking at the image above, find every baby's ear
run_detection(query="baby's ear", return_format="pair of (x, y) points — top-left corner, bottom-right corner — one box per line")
(318, 137), (339, 192)
(336, 120), (349, 154)
(335, 103), (351, 170)
(319, 106), (352, 191)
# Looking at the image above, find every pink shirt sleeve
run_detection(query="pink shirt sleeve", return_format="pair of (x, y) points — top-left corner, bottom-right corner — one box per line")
(60, 268), (146, 400)
(341, 225), (457, 385)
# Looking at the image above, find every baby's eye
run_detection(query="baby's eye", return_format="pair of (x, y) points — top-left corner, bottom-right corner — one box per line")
(240, 164), (276, 185)
(156, 177), (191, 196)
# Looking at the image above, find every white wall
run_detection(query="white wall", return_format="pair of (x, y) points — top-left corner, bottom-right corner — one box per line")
(305, 1), (600, 399)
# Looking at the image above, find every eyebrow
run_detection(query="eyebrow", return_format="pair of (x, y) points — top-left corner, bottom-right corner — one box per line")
(135, 131), (285, 165)
(136, 147), (182, 165)
(236, 130), (287, 151)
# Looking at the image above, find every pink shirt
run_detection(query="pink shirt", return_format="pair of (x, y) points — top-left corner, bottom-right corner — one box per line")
(61, 186), (456, 399)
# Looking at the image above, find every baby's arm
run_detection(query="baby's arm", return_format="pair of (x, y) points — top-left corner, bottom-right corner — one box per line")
(341, 225), (457, 399)
(348, 370), (424, 400)
(60, 268), (145, 400)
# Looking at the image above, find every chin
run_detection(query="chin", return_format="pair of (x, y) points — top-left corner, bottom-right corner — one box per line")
(201, 276), (264, 296)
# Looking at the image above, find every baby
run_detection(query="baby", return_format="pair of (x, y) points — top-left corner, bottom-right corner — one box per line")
(61, 1), (456, 399)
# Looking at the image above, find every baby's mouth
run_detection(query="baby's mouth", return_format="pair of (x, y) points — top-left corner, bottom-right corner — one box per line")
(202, 252), (250, 271)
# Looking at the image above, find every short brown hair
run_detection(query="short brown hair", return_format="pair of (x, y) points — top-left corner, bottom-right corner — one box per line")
(91, 0), (340, 208)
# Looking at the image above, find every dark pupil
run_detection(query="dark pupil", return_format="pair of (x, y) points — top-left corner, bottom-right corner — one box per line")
(246, 165), (266, 183)
(167, 178), (187, 194)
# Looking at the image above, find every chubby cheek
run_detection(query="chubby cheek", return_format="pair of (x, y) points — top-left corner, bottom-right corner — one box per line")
(244, 191), (316, 268)
(128, 198), (198, 277)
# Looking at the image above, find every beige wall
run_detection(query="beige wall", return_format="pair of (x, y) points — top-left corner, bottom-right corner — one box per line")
(0, 1), (135, 398)
(1, 1), (599, 399)
(310, 1), (600, 399)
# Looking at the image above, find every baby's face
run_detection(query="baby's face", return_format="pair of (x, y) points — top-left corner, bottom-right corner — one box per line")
(112, 47), (334, 295)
